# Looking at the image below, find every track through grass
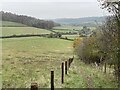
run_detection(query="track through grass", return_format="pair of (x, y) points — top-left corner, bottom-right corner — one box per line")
(63, 57), (118, 88)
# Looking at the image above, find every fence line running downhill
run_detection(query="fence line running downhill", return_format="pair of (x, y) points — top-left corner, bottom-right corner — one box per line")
(1, 56), (74, 90)
(31, 56), (74, 90)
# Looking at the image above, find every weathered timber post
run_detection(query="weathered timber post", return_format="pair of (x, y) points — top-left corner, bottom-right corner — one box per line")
(61, 62), (64, 84)
(68, 59), (70, 69)
(31, 83), (38, 90)
(65, 61), (67, 75)
(51, 71), (54, 90)
(104, 62), (107, 73)
(71, 56), (74, 63)
(70, 58), (72, 64)
(69, 56), (74, 68)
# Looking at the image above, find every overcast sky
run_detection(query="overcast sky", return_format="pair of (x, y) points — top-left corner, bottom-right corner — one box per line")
(0, 0), (110, 19)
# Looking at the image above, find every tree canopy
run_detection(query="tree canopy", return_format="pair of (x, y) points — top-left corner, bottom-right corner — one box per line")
(0, 11), (60, 29)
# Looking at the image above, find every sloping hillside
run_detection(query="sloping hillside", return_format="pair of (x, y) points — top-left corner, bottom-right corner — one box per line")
(2, 27), (52, 36)
(1, 21), (53, 36)
(1, 11), (60, 29)
(1, 21), (27, 27)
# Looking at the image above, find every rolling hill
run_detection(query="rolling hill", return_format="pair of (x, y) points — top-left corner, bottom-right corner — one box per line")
(52, 16), (106, 26)
(1, 21), (52, 36)
(1, 21), (27, 27)
(1, 11), (60, 29)
(2, 27), (52, 36)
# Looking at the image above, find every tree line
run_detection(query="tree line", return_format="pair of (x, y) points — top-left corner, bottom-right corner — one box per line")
(74, 0), (120, 88)
(0, 11), (60, 29)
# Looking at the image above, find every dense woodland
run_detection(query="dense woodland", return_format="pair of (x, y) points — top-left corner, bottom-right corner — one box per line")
(0, 11), (60, 29)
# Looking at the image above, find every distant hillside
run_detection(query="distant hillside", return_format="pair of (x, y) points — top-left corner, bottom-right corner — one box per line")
(1, 21), (27, 27)
(1, 11), (60, 29)
(52, 17), (106, 26)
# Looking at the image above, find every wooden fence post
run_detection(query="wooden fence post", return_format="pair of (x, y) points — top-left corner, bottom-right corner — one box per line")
(51, 71), (54, 90)
(104, 62), (107, 73)
(65, 61), (67, 75)
(71, 56), (74, 64)
(68, 59), (70, 69)
(61, 62), (64, 84)
(31, 83), (38, 90)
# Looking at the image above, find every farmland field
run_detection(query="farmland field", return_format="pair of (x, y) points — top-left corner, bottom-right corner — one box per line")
(2, 37), (118, 88)
(62, 35), (80, 39)
(1, 21), (27, 27)
(2, 37), (73, 88)
(1, 22), (118, 88)
(52, 29), (77, 33)
(53, 25), (96, 30)
(53, 26), (83, 30)
(2, 27), (52, 36)
(1, 2), (119, 88)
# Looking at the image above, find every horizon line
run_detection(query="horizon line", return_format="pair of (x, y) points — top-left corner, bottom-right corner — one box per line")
(1, 11), (109, 20)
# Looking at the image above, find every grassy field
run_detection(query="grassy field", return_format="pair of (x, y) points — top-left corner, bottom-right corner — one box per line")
(52, 29), (76, 33)
(63, 58), (118, 88)
(2, 27), (52, 36)
(52, 29), (78, 34)
(1, 22), (118, 88)
(2, 37), (73, 88)
(53, 26), (83, 30)
(2, 37), (118, 88)
(62, 35), (80, 39)
(1, 21), (27, 27)
(53, 25), (96, 30)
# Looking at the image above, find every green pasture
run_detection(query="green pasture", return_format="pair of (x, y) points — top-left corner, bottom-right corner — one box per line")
(1, 22), (117, 88)
(62, 35), (79, 39)
(2, 27), (52, 36)
(2, 37), (117, 88)
(53, 26), (83, 30)
(63, 58), (118, 88)
(53, 25), (96, 30)
(52, 29), (78, 33)
(2, 37), (73, 88)
(1, 21), (27, 27)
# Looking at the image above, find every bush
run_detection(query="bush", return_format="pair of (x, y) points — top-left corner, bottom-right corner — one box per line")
(74, 37), (101, 64)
